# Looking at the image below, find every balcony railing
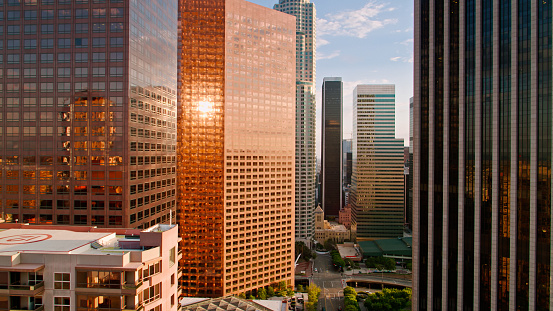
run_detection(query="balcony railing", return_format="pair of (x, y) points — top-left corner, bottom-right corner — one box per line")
(76, 305), (143, 311)
(122, 280), (143, 289)
(8, 305), (44, 311)
(9, 281), (45, 291)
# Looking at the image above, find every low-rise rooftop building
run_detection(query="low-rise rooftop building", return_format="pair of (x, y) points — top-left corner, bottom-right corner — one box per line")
(0, 224), (180, 311)
(314, 205), (351, 245)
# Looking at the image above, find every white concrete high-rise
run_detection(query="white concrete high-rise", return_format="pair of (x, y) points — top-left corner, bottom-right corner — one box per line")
(274, 0), (317, 239)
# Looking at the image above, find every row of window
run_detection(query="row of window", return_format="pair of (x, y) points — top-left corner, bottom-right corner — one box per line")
(1, 37), (123, 51)
(1, 9), (123, 21)
(1, 155), (123, 165)
(3, 199), (123, 210)
(3, 0), (123, 5)
(0, 67), (123, 80)
(0, 81), (124, 92)
(0, 52), (125, 65)
(4, 213), (124, 226)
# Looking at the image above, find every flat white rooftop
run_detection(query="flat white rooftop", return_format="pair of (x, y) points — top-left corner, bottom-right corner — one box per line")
(0, 229), (110, 254)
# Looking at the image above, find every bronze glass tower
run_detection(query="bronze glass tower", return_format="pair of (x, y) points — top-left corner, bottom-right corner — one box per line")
(178, 0), (296, 297)
(413, 0), (552, 310)
(0, 0), (177, 229)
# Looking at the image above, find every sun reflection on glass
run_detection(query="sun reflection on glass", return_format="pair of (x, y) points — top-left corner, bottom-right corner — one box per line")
(198, 101), (214, 114)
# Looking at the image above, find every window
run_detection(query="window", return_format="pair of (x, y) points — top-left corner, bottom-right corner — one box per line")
(7, 25), (20, 35)
(58, 38), (70, 48)
(56, 67), (68, 77)
(57, 82), (70, 92)
(58, 9), (70, 19)
(40, 53), (53, 63)
(75, 52), (88, 63)
(54, 297), (70, 311)
(41, 9), (53, 20)
(92, 8), (105, 18)
(110, 82), (123, 92)
(75, 67), (88, 77)
(110, 22), (123, 32)
(7, 11), (21, 21)
(7, 39), (20, 49)
(110, 8), (123, 18)
(41, 38), (53, 49)
(110, 37), (124, 48)
(169, 246), (176, 267)
(24, 68), (36, 78)
(54, 273), (70, 290)
(93, 23), (106, 33)
(92, 52), (105, 62)
(24, 24), (37, 34)
(75, 9), (88, 19)
(75, 23), (88, 33)
(92, 37), (105, 48)
(110, 52), (123, 62)
(41, 24), (54, 34)
(57, 53), (70, 63)
(24, 10), (37, 20)
(24, 53), (37, 63)
(58, 23), (70, 33)
(92, 67), (105, 77)
(24, 39), (37, 49)
(75, 37), (88, 48)
(8, 54), (20, 64)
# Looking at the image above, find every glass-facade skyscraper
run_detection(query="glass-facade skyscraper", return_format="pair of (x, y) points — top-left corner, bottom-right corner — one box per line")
(413, 0), (552, 310)
(274, 0), (317, 240)
(351, 84), (404, 239)
(321, 77), (342, 217)
(177, 0), (296, 298)
(0, 0), (177, 229)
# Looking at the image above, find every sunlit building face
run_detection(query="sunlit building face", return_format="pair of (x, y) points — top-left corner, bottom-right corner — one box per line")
(177, 0), (296, 298)
(0, 0), (178, 229)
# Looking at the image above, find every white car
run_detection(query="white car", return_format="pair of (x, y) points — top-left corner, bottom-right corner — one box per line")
(314, 268), (318, 272)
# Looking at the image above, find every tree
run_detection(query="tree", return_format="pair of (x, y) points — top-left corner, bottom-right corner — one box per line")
(239, 293), (246, 299)
(267, 286), (275, 298)
(324, 239), (337, 251)
(295, 241), (314, 261)
(343, 286), (360, 311)
(306, 284), (321, 311)
(248, 294), (255, 300)
(364, 288), (411, 311)
(257, 287), (267, 300)
(297, 284), (304, 293)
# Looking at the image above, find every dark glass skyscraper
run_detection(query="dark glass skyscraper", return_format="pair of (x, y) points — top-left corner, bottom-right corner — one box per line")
(321, 77), (342, 217)
(413, 0), (552, 310)
(0, 0), (177, 229)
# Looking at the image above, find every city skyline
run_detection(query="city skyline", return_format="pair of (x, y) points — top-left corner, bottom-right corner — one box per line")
(250, 0), (414, 150)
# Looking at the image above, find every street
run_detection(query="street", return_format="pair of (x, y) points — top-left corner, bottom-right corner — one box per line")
(311, 253), (344, 311)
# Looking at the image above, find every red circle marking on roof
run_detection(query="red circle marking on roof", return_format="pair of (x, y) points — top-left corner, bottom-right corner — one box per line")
(0, 234), (53, 245)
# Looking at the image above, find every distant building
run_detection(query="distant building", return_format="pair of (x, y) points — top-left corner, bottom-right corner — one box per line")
(177, 0), (296, 297)
(314, 205), (350, 244)
(274, 0), (317, 241)
(351, 85), (404, 239)
(406, 97), (414, 231)
(0, 224), (180, 311)
(321, 78), (343, 217)
(339, 205), (352, 229)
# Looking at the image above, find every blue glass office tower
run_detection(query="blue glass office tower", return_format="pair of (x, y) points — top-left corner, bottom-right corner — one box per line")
(413, 0), (552, 310)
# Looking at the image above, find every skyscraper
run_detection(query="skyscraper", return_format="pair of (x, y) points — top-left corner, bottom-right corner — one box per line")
(413, 1), (552, 310)
(177, 0), (296, 297)
(351, 85), (404, 239)
(321, 77), (343, 217)
(274, 0), (317, 240)
(0, 0), (177, 229)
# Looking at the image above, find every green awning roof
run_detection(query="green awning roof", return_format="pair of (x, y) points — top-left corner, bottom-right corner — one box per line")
(359, 237), (412, 258)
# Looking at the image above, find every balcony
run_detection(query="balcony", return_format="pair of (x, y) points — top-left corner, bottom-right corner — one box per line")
(9, 281), (44, 292)
(122, 280), (143, 290)
(9, 305), (44, 311)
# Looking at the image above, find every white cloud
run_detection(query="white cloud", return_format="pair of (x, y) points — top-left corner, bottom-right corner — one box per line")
(317, 50), (341, 60)
(317, 1), (397, 39)
(317, 38), (330, 47)
(390, 56), (413, 63)
(400, 38), (414, 45)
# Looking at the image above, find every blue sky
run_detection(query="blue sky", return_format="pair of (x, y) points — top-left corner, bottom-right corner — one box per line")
(249, 0), (414, 146)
